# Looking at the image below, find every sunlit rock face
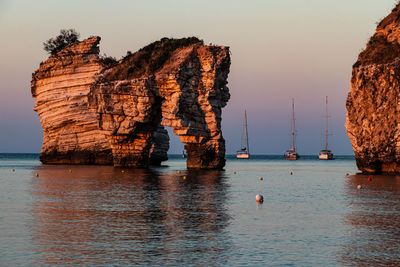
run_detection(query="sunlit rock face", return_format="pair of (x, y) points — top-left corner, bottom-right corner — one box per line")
(32, 36), (230, 169)
(346, 4), (400, 173)
(31, 37), (113, 165)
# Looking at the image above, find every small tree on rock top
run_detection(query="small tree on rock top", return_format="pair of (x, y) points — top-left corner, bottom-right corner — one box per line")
(43, 29), (80, 55)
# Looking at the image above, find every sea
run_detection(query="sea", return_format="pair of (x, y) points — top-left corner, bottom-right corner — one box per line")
(0, 153), (399, 266)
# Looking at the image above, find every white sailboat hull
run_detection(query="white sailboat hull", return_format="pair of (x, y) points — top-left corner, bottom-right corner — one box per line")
(318, 154), (329, 160)
(236, 153), (250, 159)
(284, 151), (299, 160)
(318, 150), (334, 160)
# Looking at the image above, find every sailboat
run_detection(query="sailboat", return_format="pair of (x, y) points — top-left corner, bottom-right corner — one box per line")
(284, 98), (299, 160)
(236, 110), (250, 159)
(319, 96), (334, 160)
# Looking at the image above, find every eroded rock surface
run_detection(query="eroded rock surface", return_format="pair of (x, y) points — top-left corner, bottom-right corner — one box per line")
(31, 37), (113, 165)
(346, 4), (400, 173)
(32, 36), (230, 169)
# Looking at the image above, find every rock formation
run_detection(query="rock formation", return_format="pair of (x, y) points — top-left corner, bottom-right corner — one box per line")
(32, 36), (230, 169)
(346, 4), (400, 173)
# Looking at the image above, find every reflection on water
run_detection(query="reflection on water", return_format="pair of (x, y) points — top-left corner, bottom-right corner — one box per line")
(1, 157), (397, 265)
(341, 174), (400, 266)
(30, 166), (231, 266)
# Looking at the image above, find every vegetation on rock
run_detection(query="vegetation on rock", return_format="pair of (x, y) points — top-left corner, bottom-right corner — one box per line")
(99, 54), (118, 68)
(354, 35), (400, 68)
(43, 29), (80, 55)
(377, 3), (400, 29)
(103, 37), (203, 81)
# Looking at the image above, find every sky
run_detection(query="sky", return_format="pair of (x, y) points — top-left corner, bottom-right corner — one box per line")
(0, 0), (397, 155)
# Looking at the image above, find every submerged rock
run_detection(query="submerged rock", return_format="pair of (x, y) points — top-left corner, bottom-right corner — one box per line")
(346, 4), (400, 173)
(32, 36), (230, 169)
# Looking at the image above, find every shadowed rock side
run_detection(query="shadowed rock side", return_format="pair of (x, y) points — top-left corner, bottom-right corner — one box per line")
(32, 36), (230, 169)
(346, 3), (400, 173)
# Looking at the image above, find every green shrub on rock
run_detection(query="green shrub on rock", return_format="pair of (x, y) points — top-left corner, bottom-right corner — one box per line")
(43, 29), (80, 55)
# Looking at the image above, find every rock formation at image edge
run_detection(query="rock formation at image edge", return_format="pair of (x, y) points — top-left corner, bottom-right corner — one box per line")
(31, 36), (230, 169)
(346, 3), (400, 173)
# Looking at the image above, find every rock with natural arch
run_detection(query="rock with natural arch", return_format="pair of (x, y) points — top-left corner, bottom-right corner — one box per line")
(31, 36), (231, 169)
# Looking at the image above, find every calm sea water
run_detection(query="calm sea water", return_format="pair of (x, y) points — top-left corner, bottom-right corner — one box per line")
(0, 154), (399, 266)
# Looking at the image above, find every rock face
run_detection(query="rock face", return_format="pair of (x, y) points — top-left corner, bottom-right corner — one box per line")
(31, 37), (113, 165)
(32, 36), (230, 169)
(346, 4), (400, 173)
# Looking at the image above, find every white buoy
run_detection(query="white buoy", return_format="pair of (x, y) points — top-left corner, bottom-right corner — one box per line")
(357, 184), (362, 190)
(256, 194), (264, 203)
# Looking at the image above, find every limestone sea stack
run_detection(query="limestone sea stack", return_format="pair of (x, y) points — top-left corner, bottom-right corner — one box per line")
(31, 36), (230, 169)
(346, 4), (400, 173)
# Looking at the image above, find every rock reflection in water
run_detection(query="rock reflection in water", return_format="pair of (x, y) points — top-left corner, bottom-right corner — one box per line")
(341, 174), (400, 266)
(30, 166), (232, 266)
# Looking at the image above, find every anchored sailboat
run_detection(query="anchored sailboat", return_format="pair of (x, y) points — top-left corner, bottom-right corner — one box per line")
(284, 99), (299, 160)
(319, 96), (334, 160)
(236, 110), (250, 159)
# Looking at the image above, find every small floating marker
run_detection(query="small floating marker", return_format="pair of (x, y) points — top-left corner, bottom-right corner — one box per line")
(35, 172), (39, 177)
(233, 171), (237, 174)
(260, 177), (263, 181)
(256, 194), (264, 203)
(357, 185), (362, 190)
(183, 176), (187, 180)
(290, 171), (293, 175)
(177, 170), (181, 174)
(12, 169), (15, 172)
(368, 176), (372, 182)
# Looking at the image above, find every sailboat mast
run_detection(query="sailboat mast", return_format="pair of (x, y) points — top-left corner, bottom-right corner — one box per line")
(325, 96), (328, 151)
(244, 110), (249, 153)
(292, 98), (296, 151)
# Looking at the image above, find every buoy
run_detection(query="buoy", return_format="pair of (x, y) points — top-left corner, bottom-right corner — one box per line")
(256, 194), (264, 203)
(12, 169), (15, 172)
(357, 184), (362, 190)
(260, 177), (263, 181)
(233, 171), (236, 174)
(177, 170), (181, 174)
(290, 171), (293, 175)
(368, 176), (372, 182)
(183, 176), (187, 180)
(35, 172), (39, 177)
